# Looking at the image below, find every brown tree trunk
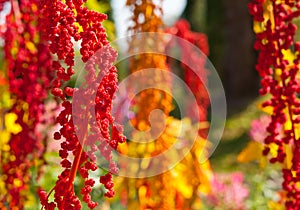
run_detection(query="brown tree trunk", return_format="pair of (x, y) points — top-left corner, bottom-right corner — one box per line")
(184, 0), (259, 104)
(221, 0), (258, 99)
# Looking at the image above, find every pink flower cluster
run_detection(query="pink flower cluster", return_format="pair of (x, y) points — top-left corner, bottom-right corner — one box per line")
(207, 172), (249, 210)
(249, 115), (271, 144)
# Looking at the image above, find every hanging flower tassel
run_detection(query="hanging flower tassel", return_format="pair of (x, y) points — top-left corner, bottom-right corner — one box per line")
(0, 0), (54, 208)
(249, 0), (300, 208)
(166, 19), (210, 136)
(115, 1), (214, 209)
(37, 0), (125, 209)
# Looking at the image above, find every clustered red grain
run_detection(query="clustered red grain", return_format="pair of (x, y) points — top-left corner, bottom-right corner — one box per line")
(37, 0), (125, 209)
(0, 0), (54, 208)
(166, 19), (210, 137)
(249, 0), (300, 208)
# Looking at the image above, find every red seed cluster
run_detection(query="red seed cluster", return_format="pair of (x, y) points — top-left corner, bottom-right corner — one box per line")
(166, 19), (210, 136)
(249, 0), (300, 208)
(38, 0), (125, 209)
(0, 0), (54, 208)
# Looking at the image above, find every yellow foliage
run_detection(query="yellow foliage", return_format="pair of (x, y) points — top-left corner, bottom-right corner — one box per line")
(0, 176), (7, 197)
(85, 0), (110, 13)
(268, 201), (285, 210)
(23, 192), (37, 209)
(4, 113), (22, 134)
(282, 49), (295, 62)
(0, 113), (22, 154)
(284, 144), (293, 169)
(0, 131), (10, 152)
(116, 1), (214, 209)
(237, 141), (267, 168)
(258, 102), (273, 115)
(13, 178), (22, 187)
(253, 0), (273, 33)
(117, 117), (213, 209)
(25, 41), (37, 54)
(295, 123), (300, 141)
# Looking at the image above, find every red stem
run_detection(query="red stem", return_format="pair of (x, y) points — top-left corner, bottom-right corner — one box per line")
(67, 144), (84, 191)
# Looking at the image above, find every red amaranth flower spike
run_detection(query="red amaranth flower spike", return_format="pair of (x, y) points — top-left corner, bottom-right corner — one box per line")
(0, 0), (54, 208)
(249, 0), (300, 208)
(38, 0), (125, 209)
(166, 19), (210, 137)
